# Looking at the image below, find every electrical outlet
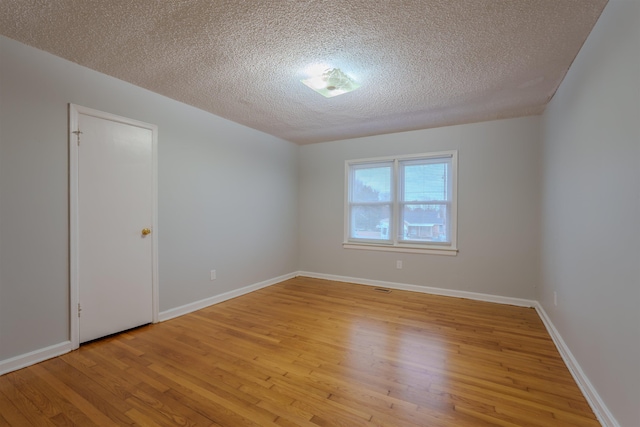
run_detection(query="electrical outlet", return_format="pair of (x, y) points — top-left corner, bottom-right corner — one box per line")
(210, 270), (216, 281)
(554, 291), (557, 307)
(396, 260), (403, 269)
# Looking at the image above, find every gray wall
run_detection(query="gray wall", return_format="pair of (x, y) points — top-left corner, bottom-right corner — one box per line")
(298, 116), (541, 299)
(0, 36), (299, 361)
(539, 1), (640, 426)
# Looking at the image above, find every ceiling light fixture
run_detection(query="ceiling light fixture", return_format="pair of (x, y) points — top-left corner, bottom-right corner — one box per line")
(301, 68), (360, 98)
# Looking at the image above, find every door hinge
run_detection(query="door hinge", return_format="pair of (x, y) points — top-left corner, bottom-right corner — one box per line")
(78, 302), (82, 318)
(72, 129), (83, 146)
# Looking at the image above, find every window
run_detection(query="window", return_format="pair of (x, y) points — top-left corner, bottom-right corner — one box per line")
(344, 151), (457, 255)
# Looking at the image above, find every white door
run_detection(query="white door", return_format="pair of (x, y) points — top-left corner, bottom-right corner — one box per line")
(71, 106), (157, 344)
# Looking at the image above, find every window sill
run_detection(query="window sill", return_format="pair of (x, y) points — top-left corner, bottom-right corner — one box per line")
(342, 242), (458, 256)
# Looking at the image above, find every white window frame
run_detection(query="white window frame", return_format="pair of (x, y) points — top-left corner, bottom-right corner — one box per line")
(343, 151), (458, 256)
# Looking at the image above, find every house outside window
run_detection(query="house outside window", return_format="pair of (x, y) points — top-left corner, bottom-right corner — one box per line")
(344, 151), (458, 255)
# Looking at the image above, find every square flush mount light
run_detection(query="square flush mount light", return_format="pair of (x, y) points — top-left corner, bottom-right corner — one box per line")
(301, 68), (360, 98)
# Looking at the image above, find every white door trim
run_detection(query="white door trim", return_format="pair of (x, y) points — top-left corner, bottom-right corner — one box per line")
(69, 104), (159, 349)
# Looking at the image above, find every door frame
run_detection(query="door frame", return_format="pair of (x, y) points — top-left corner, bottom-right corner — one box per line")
(69, 104), (159, 349)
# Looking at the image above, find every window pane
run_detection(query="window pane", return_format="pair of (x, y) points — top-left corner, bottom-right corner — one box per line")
(402, 162), (449, 202)
(352, 166), (391, 202)
(400, 204), (448, 242)
(351, 205), (391, 240)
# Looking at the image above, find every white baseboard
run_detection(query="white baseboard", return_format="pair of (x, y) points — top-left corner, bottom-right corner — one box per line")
(534, 303), (619, 427)
(158, 272), (297, 322)
(0, 341), (73, 376)
(296, 271), (536, 307)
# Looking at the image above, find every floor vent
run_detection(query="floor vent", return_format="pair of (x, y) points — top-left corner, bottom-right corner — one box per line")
(373, 288), (392, 293)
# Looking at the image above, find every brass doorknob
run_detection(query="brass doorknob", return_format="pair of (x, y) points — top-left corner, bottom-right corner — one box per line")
(141, 228), (152, 236)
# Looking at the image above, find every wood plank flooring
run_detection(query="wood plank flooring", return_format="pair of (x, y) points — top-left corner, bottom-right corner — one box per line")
(0, 277), (600, 426)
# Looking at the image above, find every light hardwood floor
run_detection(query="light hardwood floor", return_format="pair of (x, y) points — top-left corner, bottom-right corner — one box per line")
(0, 277), (599, 426)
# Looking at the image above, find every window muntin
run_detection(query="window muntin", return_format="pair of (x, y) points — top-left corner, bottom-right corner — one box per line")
(345, 152), (457, 253)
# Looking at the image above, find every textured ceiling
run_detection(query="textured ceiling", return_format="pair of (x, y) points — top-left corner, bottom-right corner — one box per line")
(0, 0), (607, 144)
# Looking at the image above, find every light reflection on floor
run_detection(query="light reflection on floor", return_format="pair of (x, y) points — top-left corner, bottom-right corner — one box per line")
(342, 315), (452, 413)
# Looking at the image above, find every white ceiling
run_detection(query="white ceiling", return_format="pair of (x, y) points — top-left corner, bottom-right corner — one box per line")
(0, 0), (607, 144)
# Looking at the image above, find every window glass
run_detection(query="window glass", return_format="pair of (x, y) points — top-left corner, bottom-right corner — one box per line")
(352, 166), (391, 202)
